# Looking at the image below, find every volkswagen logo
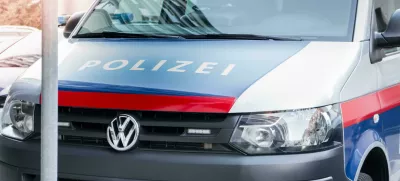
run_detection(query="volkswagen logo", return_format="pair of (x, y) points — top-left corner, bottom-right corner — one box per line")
(107, 114), (140, 151)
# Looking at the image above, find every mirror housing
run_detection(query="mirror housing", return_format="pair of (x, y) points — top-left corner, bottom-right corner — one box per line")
(376, 9), (400, 48)
(63, 11), (85, 38)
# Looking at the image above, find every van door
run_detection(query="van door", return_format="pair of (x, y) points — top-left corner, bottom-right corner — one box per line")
(374, 0), (400, 180)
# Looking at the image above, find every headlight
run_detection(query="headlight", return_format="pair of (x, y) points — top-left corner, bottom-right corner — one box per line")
(230, 104), (342, 155)
(0, 97), (35, 140)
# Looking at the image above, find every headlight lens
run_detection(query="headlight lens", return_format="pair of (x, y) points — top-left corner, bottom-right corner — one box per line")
(0, 97), (35, 140)
(230, 104), (342, 155)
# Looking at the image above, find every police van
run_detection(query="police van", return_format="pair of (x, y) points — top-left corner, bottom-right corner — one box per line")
(1, 0), (400, 180)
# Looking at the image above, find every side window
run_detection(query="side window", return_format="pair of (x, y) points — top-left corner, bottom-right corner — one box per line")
(374, 0), (400, 55)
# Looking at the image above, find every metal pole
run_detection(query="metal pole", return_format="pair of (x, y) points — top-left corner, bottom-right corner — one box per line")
(41, 0), (58, 180)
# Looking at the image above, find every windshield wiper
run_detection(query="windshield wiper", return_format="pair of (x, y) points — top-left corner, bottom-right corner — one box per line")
(72, 31), (185, 39)
(182, 34), (302, 41)
(72, 32), (302, 41)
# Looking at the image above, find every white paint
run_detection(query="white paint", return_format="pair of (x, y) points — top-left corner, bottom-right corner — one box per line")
(230, 42), (361, 113)
(167, 61), (193, 73)
(340, 41), (378, 103)
(0, 68), (28, 89)
(377, 52), (400, 91)
(195, 62), (218, 74)
(130, 60), (146, 71)
(353, 0), (372, 42)
(103, 60), (129, 70)
(221, 64), (236, 76)
(152, 60), (167, 71)
(78, 60), (101, 71)
(77, 59), (237, 75)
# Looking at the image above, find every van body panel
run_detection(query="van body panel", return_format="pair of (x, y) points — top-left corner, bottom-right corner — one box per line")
(376, 48), (400, 181)
(340, 39), (400, 180)
(353, 0), (372, 42)
(231, 42), (361, 113)
(11, 39), (312, 112)
(341, 81), (400, 181)
(340, 41), (378, 103)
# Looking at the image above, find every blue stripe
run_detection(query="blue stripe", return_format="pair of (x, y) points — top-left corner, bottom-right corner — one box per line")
(58, 39), (309, 98)
(344, 118), (383, 180)
(59, 80), (222, 97)
(343, 106), (400, 180)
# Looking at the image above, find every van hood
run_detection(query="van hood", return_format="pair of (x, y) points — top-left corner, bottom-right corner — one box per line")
(11, 39), (361, 113)
(0, 68), (27, 91)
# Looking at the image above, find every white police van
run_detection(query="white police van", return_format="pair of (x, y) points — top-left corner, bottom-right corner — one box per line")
(1, 0), (400, 181)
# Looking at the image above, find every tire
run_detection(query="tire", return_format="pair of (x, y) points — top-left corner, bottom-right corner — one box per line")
(358, 172), (373, 181)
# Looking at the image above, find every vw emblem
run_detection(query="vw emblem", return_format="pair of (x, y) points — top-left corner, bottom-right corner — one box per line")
(107, 114), (140, 151)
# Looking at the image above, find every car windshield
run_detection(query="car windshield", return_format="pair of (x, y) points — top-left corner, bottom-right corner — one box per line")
(76, 0), (358, 41)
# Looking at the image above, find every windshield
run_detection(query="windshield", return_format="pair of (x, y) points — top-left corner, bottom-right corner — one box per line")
(76, 0), (358, 41)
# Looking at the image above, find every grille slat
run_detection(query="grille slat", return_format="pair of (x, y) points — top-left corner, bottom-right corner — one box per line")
(57, 107), (238, 128)
(59, 136), (233, 153)
(34, 106), (238, 153)
(60, 129), (106, 139)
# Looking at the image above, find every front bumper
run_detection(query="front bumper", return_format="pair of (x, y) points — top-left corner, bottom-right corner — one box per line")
(0, 135), (349, 181)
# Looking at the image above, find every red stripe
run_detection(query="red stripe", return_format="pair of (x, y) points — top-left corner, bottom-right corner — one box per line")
(342, 84), (400, 128)
(341, 93), (380, 128)
(378, 85), (400, 113)
(54, 91), (235, 113)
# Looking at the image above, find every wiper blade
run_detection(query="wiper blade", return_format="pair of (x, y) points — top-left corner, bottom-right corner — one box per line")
(72, 31), (185, 39)
(182, 34), (302, 41)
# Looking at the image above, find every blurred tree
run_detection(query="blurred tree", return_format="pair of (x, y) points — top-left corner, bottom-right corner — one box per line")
(0, 0), (41, 29)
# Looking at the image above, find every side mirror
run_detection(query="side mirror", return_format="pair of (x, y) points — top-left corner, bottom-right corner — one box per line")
(376, 9), (400, 48)
(63, 11), (85, 38)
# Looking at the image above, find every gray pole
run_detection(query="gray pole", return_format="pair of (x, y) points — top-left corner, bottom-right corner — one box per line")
(41, 0), (58, 180)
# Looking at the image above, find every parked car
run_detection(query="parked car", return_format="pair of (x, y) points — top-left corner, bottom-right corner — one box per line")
(0, 26), (39, 55)
(0, 26), (38, 42)
(2, 0), (400, 181)
(0, 25), (67, 92)
(0, 28), (41, 92)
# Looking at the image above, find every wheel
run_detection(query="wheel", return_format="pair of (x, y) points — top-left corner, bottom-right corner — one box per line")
(358, 172), (373, 181)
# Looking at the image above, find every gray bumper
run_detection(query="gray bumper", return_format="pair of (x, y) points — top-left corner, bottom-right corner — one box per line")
(0, 135), (348, 181)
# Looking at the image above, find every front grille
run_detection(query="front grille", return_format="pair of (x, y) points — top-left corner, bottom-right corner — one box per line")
(23, 174), (86, 181)
(33, 106), (239, 153)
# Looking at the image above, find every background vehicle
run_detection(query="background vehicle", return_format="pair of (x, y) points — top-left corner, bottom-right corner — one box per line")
(2, 0), (400, 181)
(0, 26), (38, 42)
(0, 27), (65, 92)
(0, 26), (40, 92)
